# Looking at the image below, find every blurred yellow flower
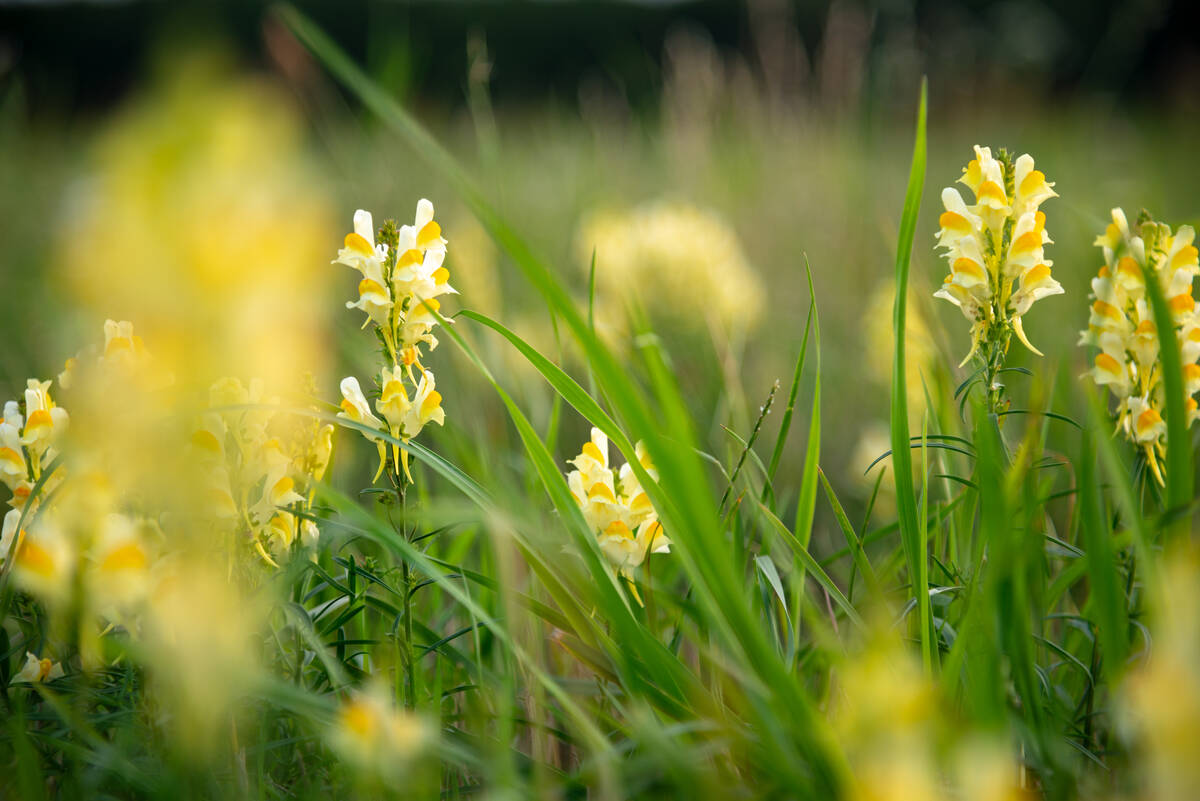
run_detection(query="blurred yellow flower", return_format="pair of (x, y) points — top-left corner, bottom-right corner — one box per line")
(1120, 545), (1200, 801)
(59, 56), (334, 393)
(142, 561), (266, 757)
(1081, 208), (1200, 483)
(196, 375), (333, 564)
(934, 146), (1063, 365)
(576, 200), (764, 341)
(328, 685), (428, 778)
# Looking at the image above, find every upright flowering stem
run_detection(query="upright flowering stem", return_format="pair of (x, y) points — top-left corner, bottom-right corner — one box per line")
(335, 200), (454, 710)
(934, 146), (1062, 421)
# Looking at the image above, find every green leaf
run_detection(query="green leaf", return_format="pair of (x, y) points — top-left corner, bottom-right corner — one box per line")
(889, 77), (931, 672)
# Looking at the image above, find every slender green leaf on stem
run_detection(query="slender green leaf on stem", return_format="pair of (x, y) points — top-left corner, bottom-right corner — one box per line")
(817, 468), (880, 595)
(755, 501), (864, 630)
(1084, 387), (1160, 607)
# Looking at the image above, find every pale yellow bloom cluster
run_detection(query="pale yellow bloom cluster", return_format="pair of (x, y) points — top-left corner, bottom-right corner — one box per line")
(834, 627), (1026, 801)
(335, 204), (452, 483)
(0, 379), (67, 520)
(1082, 209), (1200, 484)
(934, 145), (1063, 365)
(327, 686), (428, 777)
(2, 323), (162, 618)
(193, 377), (333, 565)
(1120, 546), (1200, 801)
(335, 203), (456, 366)
(577, 200), (764, 338)
(59, 59), (334, 393)
(565, 428), (670, 575)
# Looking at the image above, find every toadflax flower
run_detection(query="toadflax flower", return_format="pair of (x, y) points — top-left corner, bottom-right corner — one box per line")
(195, 375), (334, 565)
(934, 146), (1063, 368)
(334, 202), (454, 486)
(565, 428), (670, 577)
(1081, 208), (1200, 484)
(11, 651), (65, 685)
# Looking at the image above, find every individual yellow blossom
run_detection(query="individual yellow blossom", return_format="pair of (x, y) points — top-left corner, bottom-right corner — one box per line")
(565, 428), (670, 575)
(375, 365), (411, 434)
(934, 146), (1063, 366)
(338, 375), (388, 481)
(1081, 208), (1200, 484)
(11, 514), (74, 604)
(400, 370), (445, 441)
(336, 209), (393, 329)
(20, 378), (70, 453)
(328, 685), (428, 777)
(0, 406), (27, 491)
(89, 512), (155, 611)
(11, 651), (65, 685)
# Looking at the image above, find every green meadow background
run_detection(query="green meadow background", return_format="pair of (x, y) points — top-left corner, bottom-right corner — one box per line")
(2, 3), (1200, 799)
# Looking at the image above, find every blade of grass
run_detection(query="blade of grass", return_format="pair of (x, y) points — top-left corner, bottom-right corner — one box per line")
(890, 77), (931, 673)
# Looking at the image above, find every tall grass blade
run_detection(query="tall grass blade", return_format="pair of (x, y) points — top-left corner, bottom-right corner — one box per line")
(889, 78), (930, 668)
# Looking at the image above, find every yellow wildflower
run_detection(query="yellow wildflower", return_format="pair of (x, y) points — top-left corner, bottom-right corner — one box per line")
(334, 202), (454, 486)
(1120, 545), (1200, 801)
(11, 514), (74, 604)
(1081, 208), (1200, 484)
(934, 146), (1062, 366)
(11, 651), (65, 685)
(565, 428), (670, 575)
(328, 686), (428, 777)
(577, 200), (764, 341)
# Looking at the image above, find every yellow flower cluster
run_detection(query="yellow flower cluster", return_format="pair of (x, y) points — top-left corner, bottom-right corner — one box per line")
(577, 200), (764, 339)
(335, 204), (452, 482)
(2, 322), (161, 626)
(565, 428), (670, 575)
(834, 627), (1026, 801)
(59, 59), (334, 393)
(1120, 546), (1200, 801)
(934, 145), (1063, 365)
(193, 376), (333, 565)
(1081, 209), (1200, 483)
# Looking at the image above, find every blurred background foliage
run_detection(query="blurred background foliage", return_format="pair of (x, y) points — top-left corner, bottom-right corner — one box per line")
(1, 0), (1198, 518)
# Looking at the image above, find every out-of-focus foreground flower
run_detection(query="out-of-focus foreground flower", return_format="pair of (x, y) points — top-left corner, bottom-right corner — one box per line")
(934, 145), (1062, 366)
(58, 54), (335, 394)
(1081, 208), (1200, 484)
(1120, 546), (1200, 801)
(834, 624), (1027, 801)
(3, 318), (274, 755)
(327, 685), (429, 779)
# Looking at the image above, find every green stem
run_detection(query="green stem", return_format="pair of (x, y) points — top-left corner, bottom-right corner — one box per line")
(400, 483), (415, 710)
